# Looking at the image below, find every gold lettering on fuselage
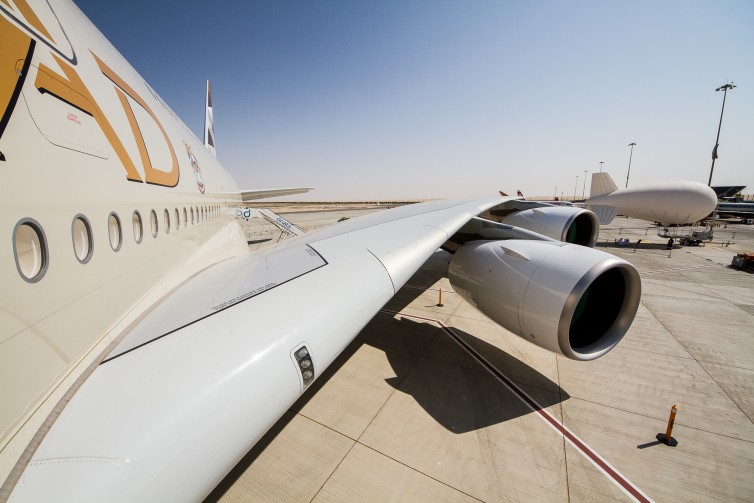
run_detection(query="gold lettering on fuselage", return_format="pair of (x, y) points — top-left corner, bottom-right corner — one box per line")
(36, 55), (145, 182)
(91, 52), (179, 187)
(34, 53), (181, 186)
(0, 14), (32, 137)
(3, 3), (181, 188)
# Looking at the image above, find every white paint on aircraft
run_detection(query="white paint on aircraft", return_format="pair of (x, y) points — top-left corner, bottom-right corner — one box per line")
(587, 172), (718, 225)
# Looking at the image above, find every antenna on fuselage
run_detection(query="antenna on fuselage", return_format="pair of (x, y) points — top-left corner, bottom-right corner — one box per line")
(204, 80), (216, 157)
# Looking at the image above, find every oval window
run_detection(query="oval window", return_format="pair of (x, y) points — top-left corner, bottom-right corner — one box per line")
(183, 207), (188, 227)
(14, 219), (48, 282)
(72, 215), (93, 263)
(174, 208), (180, 230)
(108, 212), (122, 251)
(150, 209), (158, 237)
(190, 207), (195, 225)
(164, 209), (170, 234)
(133, 210), (143, 243)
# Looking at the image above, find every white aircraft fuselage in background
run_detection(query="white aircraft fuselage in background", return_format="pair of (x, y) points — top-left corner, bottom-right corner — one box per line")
(587, 173), (718, 226)
(0, 1), (642, 500)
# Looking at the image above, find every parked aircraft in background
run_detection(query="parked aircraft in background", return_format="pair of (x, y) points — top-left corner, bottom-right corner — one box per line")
(715, 201), (754, 220)
(0, 1), (641, 500)
(587, 173), (718, 226)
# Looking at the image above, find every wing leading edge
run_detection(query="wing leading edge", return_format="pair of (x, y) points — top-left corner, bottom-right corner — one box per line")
(239, 187), (314, 200)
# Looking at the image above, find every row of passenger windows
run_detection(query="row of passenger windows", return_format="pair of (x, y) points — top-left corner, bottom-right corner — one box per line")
(13, 205), (222, 283)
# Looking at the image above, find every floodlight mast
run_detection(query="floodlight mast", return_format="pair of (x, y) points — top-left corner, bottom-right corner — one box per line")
(582, 169), (588, 199)
(626, 142), (636, 188)
(708, 83), (736, 187)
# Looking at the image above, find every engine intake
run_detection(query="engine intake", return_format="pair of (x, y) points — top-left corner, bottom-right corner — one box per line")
(499, 206), (599, 247)
(448, 239), (640, 360)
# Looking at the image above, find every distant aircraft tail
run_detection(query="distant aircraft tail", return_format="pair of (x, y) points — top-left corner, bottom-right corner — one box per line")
(588, 172), (620, 224)
(204, 80), (216, 157)
(590, 172), (618, 198)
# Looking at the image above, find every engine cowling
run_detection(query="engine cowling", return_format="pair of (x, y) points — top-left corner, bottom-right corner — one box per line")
(499, 206), (599, 247)
(448, 239), (640, 360)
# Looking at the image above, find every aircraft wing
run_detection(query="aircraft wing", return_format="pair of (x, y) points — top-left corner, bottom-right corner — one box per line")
(8, 196), (511, 501)
(239, 187), (314, 200)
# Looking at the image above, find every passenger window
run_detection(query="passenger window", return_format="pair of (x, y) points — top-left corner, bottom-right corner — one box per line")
(183, 208), (188, 227)
(175, 208), (180, 230)
(133, 211), (143, 243)
(164, 209), (170, 234)
(13, 219), (48, 282)
(150, 209), (158, 237)
(191, 207), (195, 225)
(72, 215), (93, 263)
(108, 212), (122, 251)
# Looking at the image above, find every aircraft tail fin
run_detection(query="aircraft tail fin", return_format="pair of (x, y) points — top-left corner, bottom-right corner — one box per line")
(589, 205), (620, 225)
(590, 172), (618, 198)
(204, 80), (216, 157)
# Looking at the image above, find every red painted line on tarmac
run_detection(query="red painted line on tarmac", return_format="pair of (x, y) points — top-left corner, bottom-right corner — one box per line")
(380, 308), (653, 503)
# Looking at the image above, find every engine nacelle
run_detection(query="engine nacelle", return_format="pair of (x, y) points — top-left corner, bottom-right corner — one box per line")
(449, 240), (640, 360)
(499, 206), (599, 247)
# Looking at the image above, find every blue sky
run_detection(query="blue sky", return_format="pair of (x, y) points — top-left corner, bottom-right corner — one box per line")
(75, 0), (754, 200)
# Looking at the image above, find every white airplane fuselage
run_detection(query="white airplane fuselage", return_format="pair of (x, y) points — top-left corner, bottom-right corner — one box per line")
(1, 0), (247, 483)
(588, 179), (718, 226)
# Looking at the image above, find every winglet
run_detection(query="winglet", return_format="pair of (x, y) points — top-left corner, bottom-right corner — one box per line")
(204, 80), (216, 157)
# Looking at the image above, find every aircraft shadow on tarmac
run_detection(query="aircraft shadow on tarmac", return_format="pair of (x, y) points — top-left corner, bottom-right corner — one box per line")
(377, 317), (568, 434)
(596, 242), (683, 251)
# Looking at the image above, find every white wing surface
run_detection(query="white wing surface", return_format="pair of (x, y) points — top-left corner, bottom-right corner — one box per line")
(8, 197), (509, 502)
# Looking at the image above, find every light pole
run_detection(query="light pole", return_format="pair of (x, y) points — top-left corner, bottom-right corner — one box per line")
(599, 161), (604, 172)
(626, 142), (637, 188)
(708, 82), (736, 186)
(582, 170), (588, 199)
(574, 175), (578, 201)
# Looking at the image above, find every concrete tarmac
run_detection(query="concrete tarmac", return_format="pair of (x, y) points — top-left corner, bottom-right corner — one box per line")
(208, 214), (754, 502)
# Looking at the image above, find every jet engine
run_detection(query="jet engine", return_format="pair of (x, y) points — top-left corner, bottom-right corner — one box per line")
(449, 239), (640, 360)
(499, 206), (599, 247)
